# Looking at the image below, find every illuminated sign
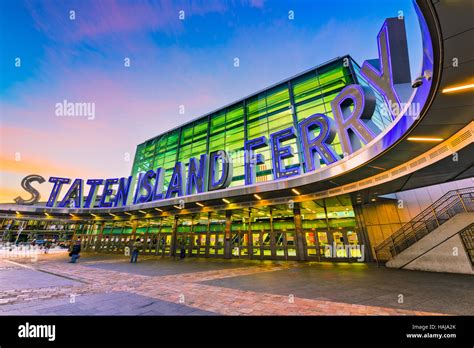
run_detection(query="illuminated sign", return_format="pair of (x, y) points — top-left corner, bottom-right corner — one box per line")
(15, 18), (417, 209)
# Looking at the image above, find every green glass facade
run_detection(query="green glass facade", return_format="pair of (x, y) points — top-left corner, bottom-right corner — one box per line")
(131, 56), (391, 190)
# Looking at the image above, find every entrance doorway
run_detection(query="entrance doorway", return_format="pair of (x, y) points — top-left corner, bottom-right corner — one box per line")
(301, 196), (363, 261)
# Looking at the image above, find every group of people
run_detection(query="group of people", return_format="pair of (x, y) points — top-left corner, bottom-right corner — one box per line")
(67, 237), (188, 264)
(67, 237), (145, 263)
(130, 238), (188, 263)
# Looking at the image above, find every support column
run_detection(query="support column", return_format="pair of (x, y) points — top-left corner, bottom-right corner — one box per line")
(143, 219), (150, 254)
(293, 204), (306, 261)
(205, 212), (211, 258)
(247, 208), (253, 259)
(131, 219), (138, 241)
(224, 210), (232, 259)
(353, 203), (374, 262)
(270, 207), (276, 258)
(106, 222), (115, 252)
(322, 198), (332, 258)
(96, 222), (105, 252)
(170, 215), (178, 257)
(71, 223), (79, 247)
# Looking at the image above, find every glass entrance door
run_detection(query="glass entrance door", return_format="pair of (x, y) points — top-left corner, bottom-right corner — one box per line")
(318, 231), (330, 257)
(346, 230), (362, 259)
(209, 211), (225, 257)
(156, 233), (172, 256)
(230, 209), (249, 259)
(304, 231), (318, 257)
(249, 207), (271, 259)
(193, 213), (209, 257)
(300, 195), (363, 261)
(158, 216), (174, 256)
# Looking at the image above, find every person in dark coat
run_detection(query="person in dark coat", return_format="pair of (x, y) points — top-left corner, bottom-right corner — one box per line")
(130, 237), (142, 263)
(179, 239), (186, 259)
(69, 239), (81, 263)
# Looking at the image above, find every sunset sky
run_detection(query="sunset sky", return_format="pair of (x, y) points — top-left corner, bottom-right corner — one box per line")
(0, 0), (422, 203)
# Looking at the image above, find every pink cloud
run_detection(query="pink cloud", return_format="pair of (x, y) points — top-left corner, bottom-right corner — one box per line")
(25, 0), (228, 43)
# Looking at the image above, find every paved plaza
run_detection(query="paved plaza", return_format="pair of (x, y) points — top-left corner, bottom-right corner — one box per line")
(0, 252), (473, 316)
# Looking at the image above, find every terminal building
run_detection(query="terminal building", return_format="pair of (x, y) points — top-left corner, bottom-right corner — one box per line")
(1, 1), (473, 274)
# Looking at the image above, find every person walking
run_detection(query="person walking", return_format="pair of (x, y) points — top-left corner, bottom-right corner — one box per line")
(130, 237), (142, 263)
(160, 237), (166, 255)
(44, 239), (50, 254)
(69, 239), (81, 263)
(179, 239), (186, 260)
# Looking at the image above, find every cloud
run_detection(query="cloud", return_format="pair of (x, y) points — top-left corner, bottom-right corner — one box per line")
(25, 0), (228, 43)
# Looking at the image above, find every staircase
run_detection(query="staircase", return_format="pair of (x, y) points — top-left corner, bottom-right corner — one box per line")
(374, 187), (474, 264)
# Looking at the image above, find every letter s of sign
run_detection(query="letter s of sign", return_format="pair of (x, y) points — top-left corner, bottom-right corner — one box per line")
(14, 174), (45, 205)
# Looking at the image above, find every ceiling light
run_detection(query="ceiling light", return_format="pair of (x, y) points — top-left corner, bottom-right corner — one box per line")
(442, 83), (474, 93)
(254, 194), (262, 200)
(154, 208), (163, 212)
(407, 137), (443, 142)
(292, 188), (300, 195)
(195, 202), (204, 207)
(222, 198), (230, 204)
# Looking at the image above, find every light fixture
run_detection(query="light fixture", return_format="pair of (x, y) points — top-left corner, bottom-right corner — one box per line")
(44, 212), (50, 217)
(69, 213), (76, 217)
(139, 210), (147, 214)
(173, 205), (183, 210)
(154, 208), (163, 212)
(371, 198), (376, 202)
(442, 83), (474, 93)
(15, 211), (20, 214)
(124, 212), (133, 216)
(195, 202), (204, 207)
(292, 188), (300, 195)
(222, 198), (230, 204)
(254, 194), (262, 200)
(109, 213), (116, 217)
(368, 165), (385, 171)
(407, 137), (443, 142)
(91, 213), (98, 217)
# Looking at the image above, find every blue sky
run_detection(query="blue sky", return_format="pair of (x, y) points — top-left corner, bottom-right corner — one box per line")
(0, 0), (422, 201)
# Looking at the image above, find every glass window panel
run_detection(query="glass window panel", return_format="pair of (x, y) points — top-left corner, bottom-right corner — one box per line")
(292, 73), (321, 104)
(266, 86), (290, 113)
(180, 125), (193, 145)
(226, 105), (244, 122)
(210, 112), (226, 133)
(194, 119), (208, 135)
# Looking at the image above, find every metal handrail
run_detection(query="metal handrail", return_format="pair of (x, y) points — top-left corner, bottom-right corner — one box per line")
(374, 187), (474, 263)
(459, 223), (474, 266)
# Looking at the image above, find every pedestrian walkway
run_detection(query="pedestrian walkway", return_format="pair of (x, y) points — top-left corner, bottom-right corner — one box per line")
(0, 253), (472, 315)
